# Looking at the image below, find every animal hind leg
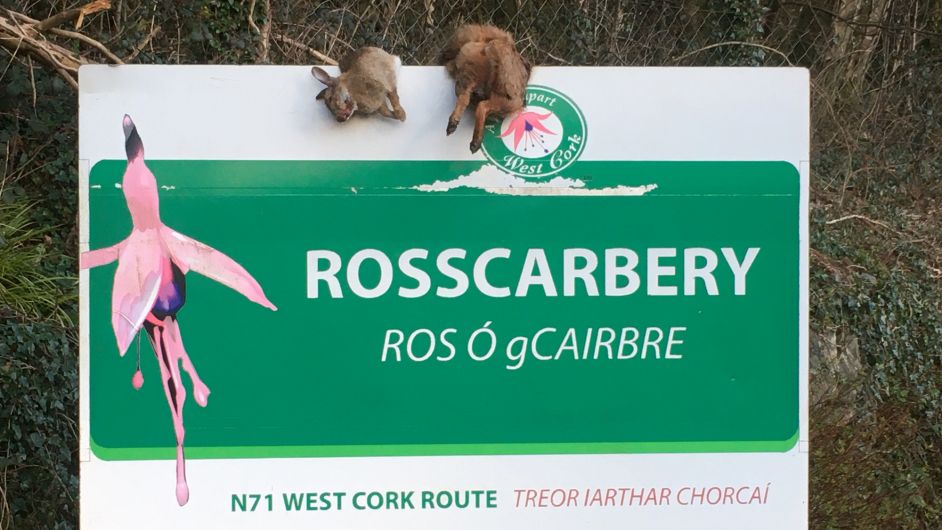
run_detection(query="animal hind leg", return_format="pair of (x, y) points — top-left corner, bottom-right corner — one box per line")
(470, 99), (494, 153)
(377, 104), (397, 120)
(448, 86), (474, 135)
(387, 89), (406, 121)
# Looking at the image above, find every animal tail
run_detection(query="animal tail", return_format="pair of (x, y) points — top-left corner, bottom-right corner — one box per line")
(393, 54), (403, 82)
(451, 24), (514, 49)
(438, 27), (464, 66)
(438, 46), (459, 67)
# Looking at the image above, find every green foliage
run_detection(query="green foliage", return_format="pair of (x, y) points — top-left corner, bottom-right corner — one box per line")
(807, 30), (942, 521)
(1, 6), (80, 527)
(810, 201), (942, 526)
(184, 0), (257, 63)
(0, 319), (77, 530)
(708, 0), (770, 65)
(0, 201), (75, 325)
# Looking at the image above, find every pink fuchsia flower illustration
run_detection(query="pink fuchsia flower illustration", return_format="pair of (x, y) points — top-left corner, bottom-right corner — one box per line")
(81, 115), (277, 506)
(499, 111), (556, 153)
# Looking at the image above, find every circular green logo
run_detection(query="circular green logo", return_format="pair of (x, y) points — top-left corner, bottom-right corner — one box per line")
(481, 85), (587, 178)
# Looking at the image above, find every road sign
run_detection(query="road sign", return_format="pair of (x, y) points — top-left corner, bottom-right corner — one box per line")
(79, 65), (808, 529)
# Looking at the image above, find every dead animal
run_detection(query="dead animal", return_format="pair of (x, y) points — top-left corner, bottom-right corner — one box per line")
(312, 47), (406, 123)
(440, 24), (532, 153)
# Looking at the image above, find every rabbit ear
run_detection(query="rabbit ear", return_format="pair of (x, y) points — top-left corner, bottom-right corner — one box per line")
(316, 88), (327, 100)
(311, 66), (335, 86)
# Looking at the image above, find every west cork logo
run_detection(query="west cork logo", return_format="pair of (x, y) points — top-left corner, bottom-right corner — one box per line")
(481, 85), (587, 178)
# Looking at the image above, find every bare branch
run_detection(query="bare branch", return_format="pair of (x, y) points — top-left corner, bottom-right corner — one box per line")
(10, 10), (122, 65)
(35, 0), (111, 32)
(247, 0), (260, 35)
(259, 0), (271, 64)
(0, 26), (83, 88)
(825, 214), (894, 232)
(271, 32), (337, 65)
(28, 55), (36, 107)
(248, 0), (271, 63)
(125, 21), (160, 63)
(672, 41), (794, 65)
(53, 28), (123, 64)
(1, 21), (78, 89)
(781, 2), (942, 38)
(0, 2), (120, 89)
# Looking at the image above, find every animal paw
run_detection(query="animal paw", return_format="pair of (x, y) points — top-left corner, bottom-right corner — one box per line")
(469, 140), (482, 153)
(446, 119), (459, 135)
(395, 109), (406, 122)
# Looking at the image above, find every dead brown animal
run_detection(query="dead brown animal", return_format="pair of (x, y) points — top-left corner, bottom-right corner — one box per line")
(312, 46), (406, 123)
(440, 24), (532, 153)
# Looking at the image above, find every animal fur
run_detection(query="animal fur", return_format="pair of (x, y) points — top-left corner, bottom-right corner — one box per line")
(440, 24), (532, 152)
(312, 47), (406, 123)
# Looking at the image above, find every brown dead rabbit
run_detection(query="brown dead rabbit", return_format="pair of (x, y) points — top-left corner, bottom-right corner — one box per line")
(312, 47), (406, 123)
(440, 24), (532, 153)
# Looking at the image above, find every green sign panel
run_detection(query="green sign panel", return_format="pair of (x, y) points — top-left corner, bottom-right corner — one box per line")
(87, 160), (799, 459)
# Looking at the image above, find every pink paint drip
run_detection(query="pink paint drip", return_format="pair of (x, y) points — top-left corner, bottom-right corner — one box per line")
(131, 369), (144, 390)
(149, 318), (199, 505)
(80, 115), (276, 506)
